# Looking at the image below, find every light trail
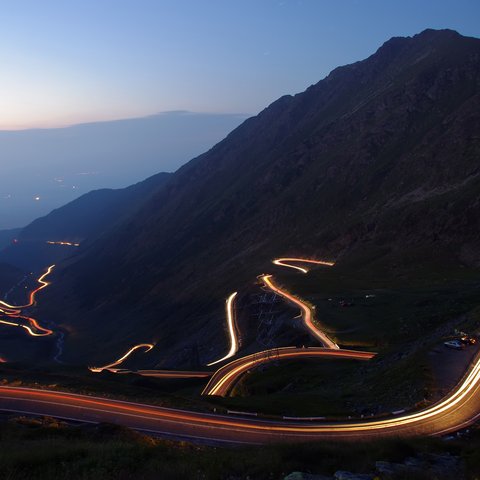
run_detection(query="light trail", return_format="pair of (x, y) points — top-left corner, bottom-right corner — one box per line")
(0, 308), (21, 315)
(46, 241), (80, 247)
(207, 292), (239, 366)
(273, 258), (335, 274)
(0, 265), (55, 337)
(203, 347), (374, 396)
(2, 349), (480, 443)
(111, 369), (212, 379)
(261, 274), (339, 349)
(0, 253), (477, 442)
(0, 319), (48, 337)
(89, 344), (155, 373)
(0, 265), (55, 309)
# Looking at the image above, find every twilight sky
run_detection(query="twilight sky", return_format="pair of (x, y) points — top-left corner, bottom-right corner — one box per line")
(0, 0), (479, 229)
(1, 0), (479, 130)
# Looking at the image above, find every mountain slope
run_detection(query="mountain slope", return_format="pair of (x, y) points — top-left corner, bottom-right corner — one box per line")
(42, 29), (480, 365)
(0, 172), (171, 271)
(0, 229), (21, 250)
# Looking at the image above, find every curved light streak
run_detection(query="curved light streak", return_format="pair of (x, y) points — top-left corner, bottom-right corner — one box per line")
(261, 274), (338, 349)
(0, 265), (55, 337)
(207, 292), (239, 366)
(273, 258), (335, 274)
(112, 369), (212, 379)
(0, 318), (49, 337)
(89, 344), (154, 373)
(0, 308), (21, 315)
(46, 241), (80, 247)
(203, 347), (374, 396)
(0, 265), (55, 309)
(13, 315), (53, 336)
(3, 350), (480, 442)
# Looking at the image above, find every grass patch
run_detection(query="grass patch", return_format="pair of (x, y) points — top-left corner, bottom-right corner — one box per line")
(0, 416), (479, 479)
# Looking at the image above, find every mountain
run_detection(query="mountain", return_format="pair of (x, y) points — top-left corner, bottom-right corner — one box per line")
(41, 29), (480, 366)
(0, 262), (25, 293)
(0, 172), (171, 271)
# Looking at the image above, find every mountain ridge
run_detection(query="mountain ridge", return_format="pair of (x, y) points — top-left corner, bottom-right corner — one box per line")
(0, 172), (171, 271)
(39, 29), (480, 365)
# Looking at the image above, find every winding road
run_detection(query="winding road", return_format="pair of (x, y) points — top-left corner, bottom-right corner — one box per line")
(207, 292), (239, 366)
(89, 344), (155, 373)
(1, 353), (480, 444)
(261, 274), (339, 349)
(0, 256), (479, 444)
(0, 265), (55, 337)
(202, 347), (374, 396)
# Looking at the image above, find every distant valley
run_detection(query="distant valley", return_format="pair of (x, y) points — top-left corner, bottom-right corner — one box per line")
(0, 111), (247, 229)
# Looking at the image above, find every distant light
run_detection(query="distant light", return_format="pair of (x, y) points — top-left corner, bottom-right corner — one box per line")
(34, 196), (41, 201)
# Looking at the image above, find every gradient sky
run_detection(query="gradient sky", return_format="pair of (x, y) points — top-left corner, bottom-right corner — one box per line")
(1, 0), (479, 130)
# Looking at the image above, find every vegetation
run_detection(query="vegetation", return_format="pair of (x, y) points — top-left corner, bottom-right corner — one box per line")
(1, 416), (480, 479)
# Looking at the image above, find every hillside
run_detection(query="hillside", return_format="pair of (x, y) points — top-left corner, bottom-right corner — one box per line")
(0, 229), (20, 250)
(0, 262), (25, 293)
(0, 172), (171, 271)
(41, 29), (480, 366)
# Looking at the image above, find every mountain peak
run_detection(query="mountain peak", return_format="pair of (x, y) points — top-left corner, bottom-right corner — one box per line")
(414, 28), (462, 40)
(39, 29), (480, 365)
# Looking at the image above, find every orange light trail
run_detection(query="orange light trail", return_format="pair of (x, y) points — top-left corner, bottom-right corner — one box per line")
(0, 265), (55, 309)
(0, 319), (37, 337)
(203, 347), (374, 396)
(0, 308), (21, 315)
(207, 292), (239, 366)
(3, 348), (480, 442)
(261, 274), (338, 349)
(89, 344), (154, 373)
(111, 369), (212, 379)
(273, 257), (335, 274)
(0, 265), (55, 337)
(0, 251), (478, 442)
(46, 241), (80, 247)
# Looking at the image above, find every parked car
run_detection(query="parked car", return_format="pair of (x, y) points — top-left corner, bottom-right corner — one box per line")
(444, 340), (465, 350)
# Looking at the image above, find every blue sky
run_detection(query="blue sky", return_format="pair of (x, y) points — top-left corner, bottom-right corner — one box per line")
(1, 0), (479, 129)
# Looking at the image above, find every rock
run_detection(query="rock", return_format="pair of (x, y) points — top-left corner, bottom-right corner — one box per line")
(376, 454), (464, 479)
(284, 473), (332, 480)
(334, 471), (374, 480)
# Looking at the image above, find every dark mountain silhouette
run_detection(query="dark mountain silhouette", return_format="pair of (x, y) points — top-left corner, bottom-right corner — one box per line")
(41, 29), (480, 365)
(0, 172), (171, 271)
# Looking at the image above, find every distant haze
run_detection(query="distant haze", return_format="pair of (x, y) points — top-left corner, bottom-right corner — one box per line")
(0, 111), (247, 229)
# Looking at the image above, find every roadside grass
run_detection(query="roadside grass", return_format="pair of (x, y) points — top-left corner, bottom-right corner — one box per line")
(271, 251), (480, 352)
(0, 416), (478, 480)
